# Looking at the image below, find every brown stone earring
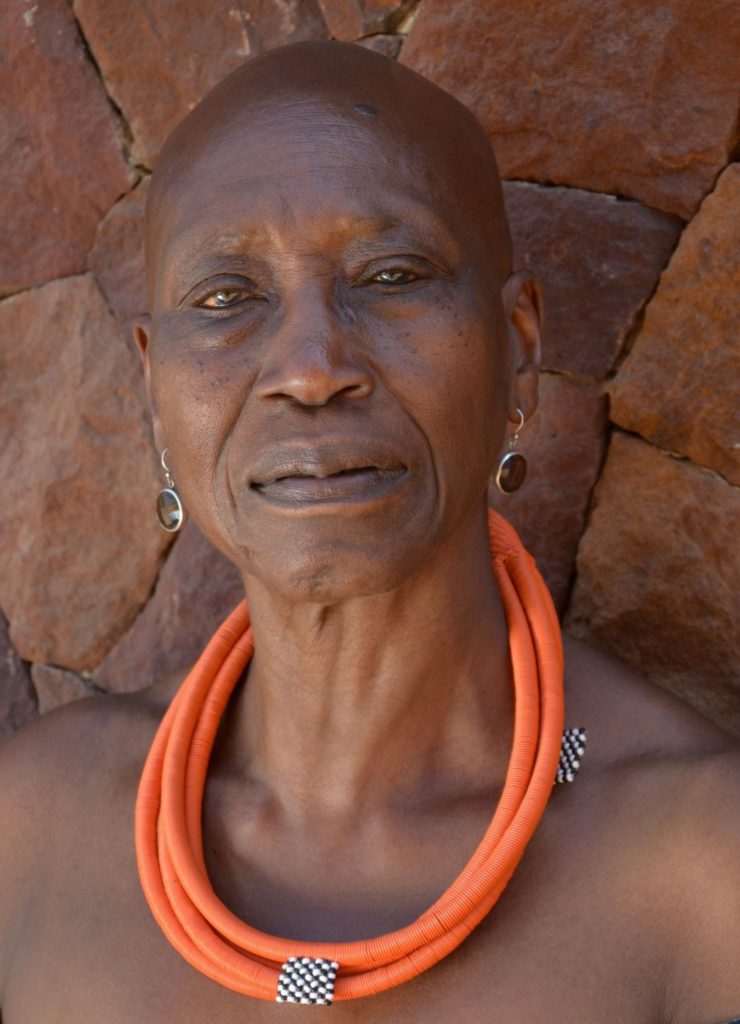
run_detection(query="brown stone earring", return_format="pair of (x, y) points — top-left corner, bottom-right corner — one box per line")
(155, 447), (187, 532)
(493, 408), (527, 494)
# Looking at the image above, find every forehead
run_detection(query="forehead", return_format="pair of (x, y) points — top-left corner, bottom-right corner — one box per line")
(165, 110), (470, 253)
(150, 98), (472, 264)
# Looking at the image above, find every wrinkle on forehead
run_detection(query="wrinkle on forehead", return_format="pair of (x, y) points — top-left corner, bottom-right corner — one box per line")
(145, 41), (512, 307)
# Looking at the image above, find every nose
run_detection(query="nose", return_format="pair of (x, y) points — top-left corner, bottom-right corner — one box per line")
(254, 296), (375, 408)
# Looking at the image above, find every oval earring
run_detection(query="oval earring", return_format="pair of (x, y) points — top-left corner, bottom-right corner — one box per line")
(493, 408), (528, 494)
(155, 447), (187, 532)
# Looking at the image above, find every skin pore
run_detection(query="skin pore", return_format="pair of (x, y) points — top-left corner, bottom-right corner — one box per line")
(1, 40), (738, 1024)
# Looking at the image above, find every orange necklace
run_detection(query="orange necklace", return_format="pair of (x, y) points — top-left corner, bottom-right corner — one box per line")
(135, 509), (565, 1004)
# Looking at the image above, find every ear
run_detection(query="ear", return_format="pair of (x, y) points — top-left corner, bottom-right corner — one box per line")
(132, 315), (165, 453)
(501, 272), (543, 425)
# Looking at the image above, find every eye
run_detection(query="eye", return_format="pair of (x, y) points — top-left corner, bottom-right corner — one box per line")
(371, 268), (420, 286)
(198, 287), (250, 309)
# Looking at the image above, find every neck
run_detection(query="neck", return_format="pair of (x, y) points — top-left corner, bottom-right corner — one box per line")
(215, 503), (515, 820)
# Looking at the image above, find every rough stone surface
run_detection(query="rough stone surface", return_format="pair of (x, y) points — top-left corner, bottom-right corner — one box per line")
(402, 0), (740, 217)
(504, 183), (683, 378)
(610, 164), (740, 484)
(0, 275), (172, 671)
(318, 0), (364, 40)
(318, 0), (414, 41)
(88, 177), (149, 335)
(0, 609), (37, 743)
(31, 664), (98, 716)
(73, 0), (329, 167)
(566, 432), (740, 736)
(489, 374), (607, 612)
(94, 518), (244, 694)
(0, 0), (133, 294)
(357, 33), (403, 59)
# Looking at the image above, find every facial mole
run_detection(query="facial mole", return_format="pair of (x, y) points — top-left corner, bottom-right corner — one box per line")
(354, 103), (378, 117)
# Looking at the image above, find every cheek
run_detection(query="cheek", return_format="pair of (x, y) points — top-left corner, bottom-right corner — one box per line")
(148, 325), (249, 511)
(382, 300), (507, 487)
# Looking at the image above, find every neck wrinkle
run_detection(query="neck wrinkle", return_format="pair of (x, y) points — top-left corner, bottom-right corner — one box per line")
(213, 509), (515, 820)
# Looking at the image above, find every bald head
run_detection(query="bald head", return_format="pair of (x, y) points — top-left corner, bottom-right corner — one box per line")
(145, 40), (512, 303)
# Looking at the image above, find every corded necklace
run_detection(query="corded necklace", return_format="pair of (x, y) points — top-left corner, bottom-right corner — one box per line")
(135, 509), (573, 1004)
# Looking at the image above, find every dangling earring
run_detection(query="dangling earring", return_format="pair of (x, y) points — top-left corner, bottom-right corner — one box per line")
(155, 447), (186, 532)
(493, 408), (528, 494)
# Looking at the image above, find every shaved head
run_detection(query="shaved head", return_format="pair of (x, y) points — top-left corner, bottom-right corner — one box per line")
(145, 40), (512, 306)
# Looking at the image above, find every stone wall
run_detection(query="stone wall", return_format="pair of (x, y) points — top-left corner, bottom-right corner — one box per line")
(1, 0), (738, 740)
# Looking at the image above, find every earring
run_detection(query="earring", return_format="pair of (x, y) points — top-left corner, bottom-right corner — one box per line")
(493, 408), (528, 494)
(155, 447), (186, 532)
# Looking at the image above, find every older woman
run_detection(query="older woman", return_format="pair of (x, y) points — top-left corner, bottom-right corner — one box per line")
(0, 40), (738, 1024)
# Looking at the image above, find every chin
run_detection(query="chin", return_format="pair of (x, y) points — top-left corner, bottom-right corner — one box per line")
(270, 552), (417, 606)
(248, 539), (422, 606)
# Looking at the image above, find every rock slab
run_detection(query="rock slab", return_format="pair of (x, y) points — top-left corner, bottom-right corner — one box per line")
(0, 275), (172, 671)
(0, 610), (37, 743)
(0, 0), (132, 293)
(318, 0), (415, 40)
(402, 0), (740, 217)
(31, 664), (98, 716)
(94, 518), (244, 694)
(88, 177), (149, 334)
(610, 164), (740, 485)
(566, 432), (740, 736)
(74, 0), (329, 167)
(504, 182), (682, 378)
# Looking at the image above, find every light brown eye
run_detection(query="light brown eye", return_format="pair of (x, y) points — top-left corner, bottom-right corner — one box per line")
(200, 288), (246, 309)
(374, 269), (415, 285)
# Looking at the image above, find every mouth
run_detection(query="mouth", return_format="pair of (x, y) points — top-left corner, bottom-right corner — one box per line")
(249, 454), (408, 506)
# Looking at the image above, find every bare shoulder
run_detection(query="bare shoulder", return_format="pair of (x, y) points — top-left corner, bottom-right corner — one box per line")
(563, 634), (740, 1022)
(562, 632), (736, 762)
(0, 670), (182, 1002)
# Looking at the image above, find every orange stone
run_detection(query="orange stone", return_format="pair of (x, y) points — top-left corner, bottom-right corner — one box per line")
(566, 432), (740, 736)
(610, 164), (740, 485)
(402, 0), (740, 217)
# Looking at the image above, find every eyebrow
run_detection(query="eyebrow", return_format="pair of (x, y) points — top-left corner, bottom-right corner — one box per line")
(162, 205), (463, 292)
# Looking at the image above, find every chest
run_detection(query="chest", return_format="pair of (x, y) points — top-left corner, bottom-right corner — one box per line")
(5, 781), (659, 1024)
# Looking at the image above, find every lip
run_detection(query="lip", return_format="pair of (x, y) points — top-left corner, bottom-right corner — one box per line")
(248, 442), (408, 507)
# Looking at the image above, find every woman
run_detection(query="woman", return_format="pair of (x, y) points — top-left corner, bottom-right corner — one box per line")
(1, 41), (738, 1023)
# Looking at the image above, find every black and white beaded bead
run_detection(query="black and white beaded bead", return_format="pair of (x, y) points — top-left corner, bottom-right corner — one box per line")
(276, 956), (339, 1005)
(554, 727), (587, 784)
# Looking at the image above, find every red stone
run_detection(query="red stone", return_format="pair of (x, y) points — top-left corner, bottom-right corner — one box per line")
(0, 275), (172, 671)
(318, 0), (415, 40)
(489, 374), (607, 612)
(610, 164), (740, 485)
(566, 432), (740, 736)
(94, 518), (244, 694)
(504, 182), (682, 378)
(74, 0), (329, 167)
(357, 34), (403, 59)
(88, 177), (149, 334)
(0, 0), (132, 293)
(31, 664), (97, 716)
(318, 0), (364, 40)
(0, 610), (36, 742)
(402, 0), (740, 217)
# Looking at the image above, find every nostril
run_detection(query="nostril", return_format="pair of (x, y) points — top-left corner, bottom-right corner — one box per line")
(256, 362), (375, 407)
(342, 380), (373, 399)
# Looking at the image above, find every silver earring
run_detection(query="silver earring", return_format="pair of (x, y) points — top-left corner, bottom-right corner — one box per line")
(493, 408), (527, 494)
(155, 447), (186, 532)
